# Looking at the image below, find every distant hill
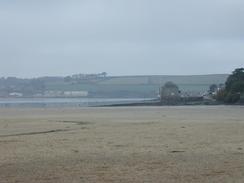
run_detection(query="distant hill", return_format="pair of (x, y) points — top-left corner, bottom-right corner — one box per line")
(45, 74), (228, 98)
(98, 74), (228, 85)
(0, 74), (229, 98)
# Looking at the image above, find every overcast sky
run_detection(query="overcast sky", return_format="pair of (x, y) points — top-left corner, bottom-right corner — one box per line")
(0, 0), (243, 78)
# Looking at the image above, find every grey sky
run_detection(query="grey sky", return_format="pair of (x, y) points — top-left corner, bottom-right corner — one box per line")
(0, 0), (243, 77)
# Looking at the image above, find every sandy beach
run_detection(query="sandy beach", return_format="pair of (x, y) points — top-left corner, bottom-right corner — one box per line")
(0, 106), (244, 183)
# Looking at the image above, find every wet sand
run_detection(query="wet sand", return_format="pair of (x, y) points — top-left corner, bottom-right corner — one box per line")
(0, 106), (244, 183)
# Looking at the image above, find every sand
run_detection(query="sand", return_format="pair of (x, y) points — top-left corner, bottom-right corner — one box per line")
(0, 106), (244, 183)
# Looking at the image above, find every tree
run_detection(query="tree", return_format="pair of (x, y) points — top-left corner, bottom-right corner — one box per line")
(225, 68), (244, 91)
(209, 84), (218, 94)
(216, 68), (244, 103)
(160, 82), (181, 104)
(101, 72), (107, 77)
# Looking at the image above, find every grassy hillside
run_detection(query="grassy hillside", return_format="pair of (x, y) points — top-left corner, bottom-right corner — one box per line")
(99, 74), (228, 85)
(45, 74), (228, 98)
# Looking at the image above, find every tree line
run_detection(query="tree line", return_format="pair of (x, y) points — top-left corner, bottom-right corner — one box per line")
(216, 68), (244, 104)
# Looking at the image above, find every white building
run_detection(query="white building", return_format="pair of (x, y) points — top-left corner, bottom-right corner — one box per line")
(63, 91), (88, 97)
(9, 92), (23, 97)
